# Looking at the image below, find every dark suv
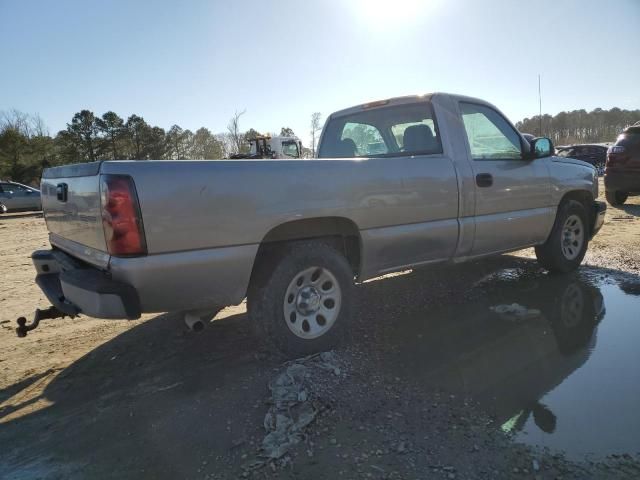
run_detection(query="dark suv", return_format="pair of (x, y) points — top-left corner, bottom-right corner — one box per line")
(605, 122), (640, 205)
(556, 144), (609, 176)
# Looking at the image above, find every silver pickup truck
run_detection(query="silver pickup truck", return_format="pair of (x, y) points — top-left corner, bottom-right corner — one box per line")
(22, 93), (606, 355)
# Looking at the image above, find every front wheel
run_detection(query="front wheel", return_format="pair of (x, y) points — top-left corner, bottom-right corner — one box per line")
(0, 204), (7, 214)
(605, 190), (628, 206)
(535, 200), (589, 273)
(248, 241), (354, 357)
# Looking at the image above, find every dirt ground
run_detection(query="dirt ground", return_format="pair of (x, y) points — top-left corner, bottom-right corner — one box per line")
(1, 182), (640, 479)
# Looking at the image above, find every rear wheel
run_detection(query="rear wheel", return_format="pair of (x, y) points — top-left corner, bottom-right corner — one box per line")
(605, 190), (628, 206)
(248, 241), (354, 357)
(535, 200), (589, 273)
(594, 160), (606, 177)
(0, 204), (6, 214)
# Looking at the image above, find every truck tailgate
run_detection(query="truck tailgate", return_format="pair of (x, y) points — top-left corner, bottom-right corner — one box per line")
(41, 162), (107, 256)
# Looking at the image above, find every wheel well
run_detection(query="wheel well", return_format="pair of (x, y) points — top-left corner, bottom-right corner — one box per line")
(250, 217), (362, 286)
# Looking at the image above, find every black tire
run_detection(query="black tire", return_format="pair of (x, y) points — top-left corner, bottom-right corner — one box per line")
(605, 190), (628, 206)
(248, 240), (354, 357)
(535, 200), (589, 273)
(0, 204), (7, 214)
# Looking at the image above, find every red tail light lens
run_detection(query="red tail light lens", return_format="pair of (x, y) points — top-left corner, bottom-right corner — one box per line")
(100, 175), (147, 256)
(606, 145), (628, 170)
(608, 146), (626, 154)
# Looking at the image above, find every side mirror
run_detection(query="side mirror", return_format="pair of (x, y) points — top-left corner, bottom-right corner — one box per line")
(531, 137), (554, 159)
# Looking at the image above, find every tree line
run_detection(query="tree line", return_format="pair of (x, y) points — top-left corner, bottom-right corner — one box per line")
(516, 107), (640, 146)
(0, 108), (320, 185)
(2, 105), (638, 186)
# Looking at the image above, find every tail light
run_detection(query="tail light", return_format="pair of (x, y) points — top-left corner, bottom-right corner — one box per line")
(100, 174), (147, 256)
(606, 145), (628, 169)
(608, 145), (626, 155)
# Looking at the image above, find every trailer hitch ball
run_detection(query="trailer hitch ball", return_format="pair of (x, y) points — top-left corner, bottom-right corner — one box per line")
(16, 317), (29, 338)
(15, 306), (75, 338)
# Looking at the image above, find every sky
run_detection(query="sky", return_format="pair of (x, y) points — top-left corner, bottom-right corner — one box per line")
(0, 0), (639, 146)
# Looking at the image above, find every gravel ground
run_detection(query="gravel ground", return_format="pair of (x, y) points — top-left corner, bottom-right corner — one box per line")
(1, 182), (639, 479)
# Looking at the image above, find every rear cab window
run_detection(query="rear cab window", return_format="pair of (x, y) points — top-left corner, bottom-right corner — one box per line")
(318, 101), (442, 158)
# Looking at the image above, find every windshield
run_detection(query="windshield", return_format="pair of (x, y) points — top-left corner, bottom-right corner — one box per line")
(281, 141), (300, 158)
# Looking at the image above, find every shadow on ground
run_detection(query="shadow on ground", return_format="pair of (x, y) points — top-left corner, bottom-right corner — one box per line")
(621, 203), (640, 217)
(1, 256), (639, 478)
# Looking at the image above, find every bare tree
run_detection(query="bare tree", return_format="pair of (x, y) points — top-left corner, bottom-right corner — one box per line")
(215, 132), (233, 158)
(1, 109), (34, 136)
(31, 114), (49, 137)
(310, 112), (322, 157)
(227, 109), (246, 154)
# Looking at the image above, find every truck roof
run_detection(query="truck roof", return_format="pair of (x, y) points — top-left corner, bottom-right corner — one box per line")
(327, 92), (497, 119)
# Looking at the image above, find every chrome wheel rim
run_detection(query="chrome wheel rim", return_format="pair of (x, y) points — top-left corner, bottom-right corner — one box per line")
(561, 214), (584, 260)
(595, 161), (605, 176)
(283, 266), (342, 339)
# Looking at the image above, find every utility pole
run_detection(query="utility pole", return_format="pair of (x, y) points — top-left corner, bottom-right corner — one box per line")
(538, 74), (542, 136)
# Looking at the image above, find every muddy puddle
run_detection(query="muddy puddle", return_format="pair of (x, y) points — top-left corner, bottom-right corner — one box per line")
(375, 267), (640, 460)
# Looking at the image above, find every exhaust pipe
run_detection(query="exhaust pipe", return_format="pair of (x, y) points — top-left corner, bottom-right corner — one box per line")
(184, 312), (205, 332)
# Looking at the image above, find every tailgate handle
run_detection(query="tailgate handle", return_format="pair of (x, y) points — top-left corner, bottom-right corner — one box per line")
(56, 183), (68, 202)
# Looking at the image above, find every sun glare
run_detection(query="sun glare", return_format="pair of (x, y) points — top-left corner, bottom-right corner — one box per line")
(354, 0), (436, 27)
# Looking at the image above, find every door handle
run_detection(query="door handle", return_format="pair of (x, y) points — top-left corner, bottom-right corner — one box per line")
(56, 183), (68, 202)
(476, 173), (493, 188)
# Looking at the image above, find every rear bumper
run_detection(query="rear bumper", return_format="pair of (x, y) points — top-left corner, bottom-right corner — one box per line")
(591, 201), (606, 238)
(32, 250), (141, 319)
(604, 171), (640, 193)
(33, 242), (258, 317)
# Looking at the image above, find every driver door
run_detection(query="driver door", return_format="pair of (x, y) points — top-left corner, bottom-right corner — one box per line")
(458, 102), (553, 256)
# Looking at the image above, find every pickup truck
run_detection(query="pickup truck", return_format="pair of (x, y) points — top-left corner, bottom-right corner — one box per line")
(23, 93), (606, 356)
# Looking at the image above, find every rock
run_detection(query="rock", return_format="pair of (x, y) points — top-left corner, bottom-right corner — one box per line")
(532, 459), (540, 472)
(330, 438), (337, 445)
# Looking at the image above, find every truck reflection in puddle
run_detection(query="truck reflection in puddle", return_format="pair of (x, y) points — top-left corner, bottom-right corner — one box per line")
(376, 269), (640, 459)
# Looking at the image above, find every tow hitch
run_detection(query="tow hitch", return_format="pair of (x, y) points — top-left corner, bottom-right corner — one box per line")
(16, 306), (77, 338)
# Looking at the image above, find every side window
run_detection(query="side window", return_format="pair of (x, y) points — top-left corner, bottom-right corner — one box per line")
(460, 103), (523, 160)
(341, 122), (387, 156)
